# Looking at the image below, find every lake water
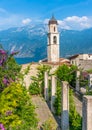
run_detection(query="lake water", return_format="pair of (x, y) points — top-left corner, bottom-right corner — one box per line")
(15, 57), (38, 64)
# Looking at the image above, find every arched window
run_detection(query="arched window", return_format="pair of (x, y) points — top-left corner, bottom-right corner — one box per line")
(53, 36), (57, 44)
(49, 36), (51, 45)
(54, 26), (56, 32)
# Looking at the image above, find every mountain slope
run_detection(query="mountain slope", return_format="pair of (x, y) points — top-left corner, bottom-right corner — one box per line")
(0, 25), (92, 61)
(60, 28), (92, 57)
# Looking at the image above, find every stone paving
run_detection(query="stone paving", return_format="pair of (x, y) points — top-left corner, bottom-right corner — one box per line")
(31, 96), (58, 129)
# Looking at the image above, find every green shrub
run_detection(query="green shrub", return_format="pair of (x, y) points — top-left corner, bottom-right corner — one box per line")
(56, 64), (77, 84)
(42, 117), (57, 130)
(0, 83), (38, 130)
(29, 81), (40, 95)
(29, 64), (51, 96)
(54, 64), (77, 116)
(69, 89), (82, 130)
(54, 81), (61, 115)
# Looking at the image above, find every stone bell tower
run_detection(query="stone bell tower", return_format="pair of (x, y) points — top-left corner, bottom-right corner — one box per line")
(47, 15), (59, 62)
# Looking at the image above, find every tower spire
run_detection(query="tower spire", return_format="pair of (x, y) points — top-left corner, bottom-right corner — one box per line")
(49, 14), (58, 25)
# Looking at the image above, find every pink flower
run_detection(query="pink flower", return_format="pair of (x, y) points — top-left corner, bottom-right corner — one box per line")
(0, 50), (6, 55)
(0, 123), (5, 130)
(3, 77), (9, 85)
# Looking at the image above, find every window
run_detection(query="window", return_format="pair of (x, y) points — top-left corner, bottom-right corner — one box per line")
(53, 36), (57, 44)
(54, 27), (56, 32)
(72, 61), (74, 64)
(49, 36), (51, 45)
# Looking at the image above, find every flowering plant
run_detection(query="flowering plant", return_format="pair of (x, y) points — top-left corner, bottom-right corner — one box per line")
(0, 123), (5, 130)
(0, 47), (21, 92)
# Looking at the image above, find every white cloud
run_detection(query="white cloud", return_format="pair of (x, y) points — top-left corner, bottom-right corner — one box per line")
(0, 14), (25, 30)
(43, 19), (49, 24)
(64, 16), (88, 22)
(58, 20), (71, 30)
(57, 16), (92, 30)
(22, 18), (32, 25)
(0, 12), (92, 31)
(0, 14), (32, 30)
(44, 16), (92, 30)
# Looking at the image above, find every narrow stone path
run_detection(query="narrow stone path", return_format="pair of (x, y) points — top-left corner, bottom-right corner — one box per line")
(32, 96), (58, 129)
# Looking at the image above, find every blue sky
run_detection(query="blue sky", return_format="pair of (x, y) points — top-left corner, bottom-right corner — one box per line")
(0, 0), (92, 30)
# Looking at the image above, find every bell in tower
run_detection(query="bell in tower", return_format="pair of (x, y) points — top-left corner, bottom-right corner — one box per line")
(47, 15), (60, 62)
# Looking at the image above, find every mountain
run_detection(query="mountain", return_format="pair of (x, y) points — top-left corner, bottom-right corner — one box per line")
(0, 24), (92, 61)
(60, 28), (92, 57)
(0, 24), (47, 61)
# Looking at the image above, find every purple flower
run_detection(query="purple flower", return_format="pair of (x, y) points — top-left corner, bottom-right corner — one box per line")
(0, 50), (6, 55)
(3, 78), (7, 84)
(6, 110), (12, 116)
(0, 57), (6, 66)
(0, 51), (7, 66)
(0, 123), (5, 130)
(3, 77), (9, 85)
(0, 124), (3, 128)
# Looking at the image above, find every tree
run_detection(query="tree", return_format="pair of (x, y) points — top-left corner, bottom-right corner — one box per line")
(54, 64), (77, 115)
(56, 64), (77, 85)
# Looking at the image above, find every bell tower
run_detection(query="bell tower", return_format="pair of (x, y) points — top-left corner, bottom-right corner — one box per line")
(47, 15), (59, 62)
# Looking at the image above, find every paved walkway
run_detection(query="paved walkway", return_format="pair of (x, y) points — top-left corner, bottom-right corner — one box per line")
(32, 96), (58, 129)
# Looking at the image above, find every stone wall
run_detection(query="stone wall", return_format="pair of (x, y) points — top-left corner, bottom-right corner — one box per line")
(79, 60), (92, 70)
